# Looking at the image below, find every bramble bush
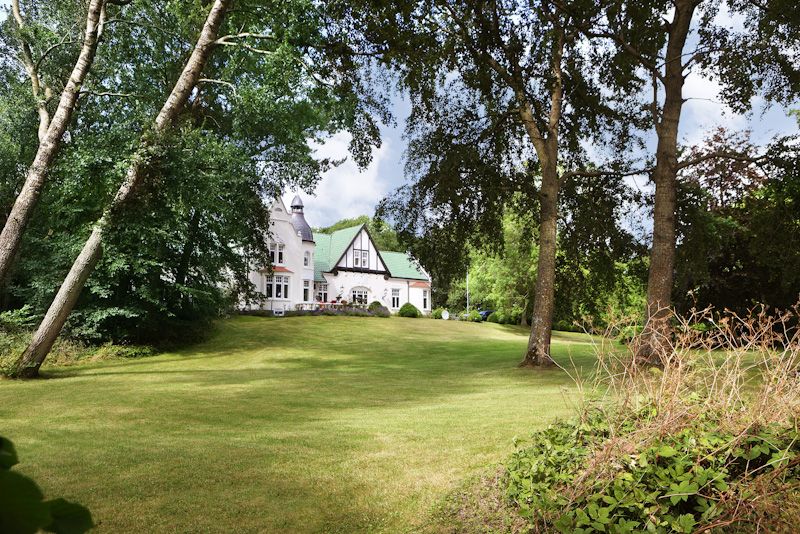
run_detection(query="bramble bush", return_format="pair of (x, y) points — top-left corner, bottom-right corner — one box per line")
(504, 306), (800, 533)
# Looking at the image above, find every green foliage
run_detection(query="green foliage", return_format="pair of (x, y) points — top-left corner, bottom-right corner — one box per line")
(506, 409), (800, 533)
(398, 302), (422, 318)
(487, 312), (500, 323)
(431, 308), (445, 319)
(617, 325), (644, 344)
(367, 301), (383, 312)
(315, 216), (405, 252)
(0, 0), (387, 343)
(553, 320), (581, 333)
(0, 436), (93, 534)
(466, 310), (482, 322)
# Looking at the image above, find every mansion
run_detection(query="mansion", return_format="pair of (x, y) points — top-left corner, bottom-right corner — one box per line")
(246, 196), (432, 314)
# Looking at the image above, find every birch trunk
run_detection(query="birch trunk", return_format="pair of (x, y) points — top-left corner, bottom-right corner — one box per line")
(520, 164), (559, 366)
(11, 0), (234, 378)
(0, 0), (105, 285)
(634, 0), (701, 366)
(517, 26), (565, 367)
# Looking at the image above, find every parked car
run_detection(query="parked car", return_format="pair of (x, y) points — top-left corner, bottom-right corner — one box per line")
(478, 310), (496, 321)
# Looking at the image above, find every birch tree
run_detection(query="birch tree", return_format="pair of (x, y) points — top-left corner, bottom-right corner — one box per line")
(344, 0), (641, 366)
(0, 0), (107, 284)
(10, 0), (235, 377)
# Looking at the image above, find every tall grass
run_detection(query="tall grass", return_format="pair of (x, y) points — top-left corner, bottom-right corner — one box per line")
(507, 306), (800, 532)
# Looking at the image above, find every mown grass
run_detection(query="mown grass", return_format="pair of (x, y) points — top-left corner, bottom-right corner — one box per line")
(0, 316), (596, 533)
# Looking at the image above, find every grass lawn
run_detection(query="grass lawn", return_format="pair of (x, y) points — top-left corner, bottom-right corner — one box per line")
(1, 316), (597, 533)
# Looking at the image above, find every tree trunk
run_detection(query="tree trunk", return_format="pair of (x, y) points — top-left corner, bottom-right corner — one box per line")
(520, 166), (558, 367)
(634, 0), (700, 366)
(0, 0), (105, 285)
(10, 0), (234, 378)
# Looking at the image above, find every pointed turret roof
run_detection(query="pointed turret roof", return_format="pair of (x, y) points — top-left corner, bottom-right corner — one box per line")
(290, 194), (314, 242)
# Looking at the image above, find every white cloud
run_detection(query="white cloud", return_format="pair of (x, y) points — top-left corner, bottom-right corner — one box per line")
(282, 132), (399, 228)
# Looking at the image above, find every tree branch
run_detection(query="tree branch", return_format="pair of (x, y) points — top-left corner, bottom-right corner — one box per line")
(676, 151), (766, 171)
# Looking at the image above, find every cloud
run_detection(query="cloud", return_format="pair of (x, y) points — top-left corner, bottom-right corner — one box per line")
(283, 132), (399, 228)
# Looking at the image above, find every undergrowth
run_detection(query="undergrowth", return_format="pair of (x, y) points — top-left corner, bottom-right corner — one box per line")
(504, 306), (800, 533)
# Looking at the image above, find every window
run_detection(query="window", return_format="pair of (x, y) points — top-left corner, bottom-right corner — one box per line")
(423, 290), (428, 309)
(351, 288), (368, 305)
(304, 251), (310, 267)
(264, 276), (273, 298)
(317, 283), (328, 302)
(303, 280), (310, 302)
(354, 249), (368, 268)
(264, 275), (289, 299)
(269, 243), (285, 265)
(391, 288), (400, 309)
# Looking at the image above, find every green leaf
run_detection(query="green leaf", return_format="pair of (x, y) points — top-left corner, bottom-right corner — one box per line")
(43, 498), (95, 534)
(658, 445), (678, 458)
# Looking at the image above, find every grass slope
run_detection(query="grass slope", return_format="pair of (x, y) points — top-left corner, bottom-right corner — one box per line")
(0, 316), (595, 533)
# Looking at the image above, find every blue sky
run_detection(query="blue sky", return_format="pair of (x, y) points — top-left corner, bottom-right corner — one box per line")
(3, 1), (797, 228)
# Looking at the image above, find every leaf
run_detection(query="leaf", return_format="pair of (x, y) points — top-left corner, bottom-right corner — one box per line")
(658, 445), (678, 458)
(43, 498), (95, 534)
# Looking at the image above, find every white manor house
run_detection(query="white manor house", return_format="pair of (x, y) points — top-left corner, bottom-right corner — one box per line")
(246, 196), (432, 314)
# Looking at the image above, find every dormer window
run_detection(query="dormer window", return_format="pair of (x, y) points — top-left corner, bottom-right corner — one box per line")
(269, 243), (285, 265)
(354, 249), (368, 269)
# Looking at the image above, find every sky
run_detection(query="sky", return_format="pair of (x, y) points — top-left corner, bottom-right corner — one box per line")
(2, 1), (797, 229)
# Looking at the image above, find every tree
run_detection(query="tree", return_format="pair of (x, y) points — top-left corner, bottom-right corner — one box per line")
(315, 215), (405, 252)
(675, 129), (800, 314)
(340, 0), (640, 366)
(578, 0), (800, 364)
(8, 0), (385, 377)
(0, 0), (106, 285)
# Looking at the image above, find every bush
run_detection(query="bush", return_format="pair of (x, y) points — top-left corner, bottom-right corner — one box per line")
(398, 302), (422, 318)
(506, 409), (800, 534)
(509, 310), (522, 325)
(618, 324), (643, 344)
(467, 310), (482, 322)
(343, 306), (373, 317)
(371, 305), (391, 318)
(432, 308), (445, 319)
(496, 313), (507, 324)
(367, 301), (383, 312)
(487, 312), (500, 323)
(505, 306), (800, 533)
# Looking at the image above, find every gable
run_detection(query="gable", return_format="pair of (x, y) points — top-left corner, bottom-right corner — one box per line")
(333, 226), (388, 273)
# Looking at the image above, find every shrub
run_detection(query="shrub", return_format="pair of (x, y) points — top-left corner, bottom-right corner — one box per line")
(371, 305), (390, 318)
(367, 301), (383, 312)
(313, 308), (345, 316)
(432, 308), (445, 319)
(467, 310), (482, 322)
(487, 312), (500, 323)
(398, 303), (422, 318)
(505, 306), (800, 533)
(496, 313), (507, 324)
(343, 306), (374, 317)
(509, 310), (522, 325)
(618, 324), (643, 344)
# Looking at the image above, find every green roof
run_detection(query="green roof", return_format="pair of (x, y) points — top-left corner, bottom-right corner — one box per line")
(312, 225), (427, 282)
(379, 251), (428, 280)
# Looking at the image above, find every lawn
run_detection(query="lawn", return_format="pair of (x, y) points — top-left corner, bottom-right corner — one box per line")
(1, 316), (597, 533)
